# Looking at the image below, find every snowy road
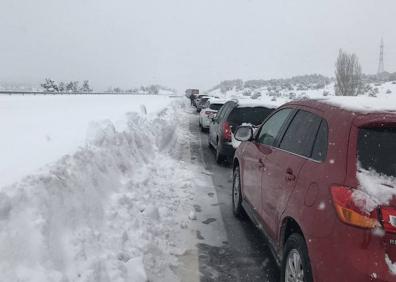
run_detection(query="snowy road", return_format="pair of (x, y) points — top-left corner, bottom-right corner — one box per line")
(185, 111), (280, 282)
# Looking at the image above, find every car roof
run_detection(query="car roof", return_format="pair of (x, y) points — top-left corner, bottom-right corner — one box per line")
(288, 97), (396, 113)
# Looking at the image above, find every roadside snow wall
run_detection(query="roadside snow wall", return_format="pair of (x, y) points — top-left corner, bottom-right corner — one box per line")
(0, 101), (194, 282)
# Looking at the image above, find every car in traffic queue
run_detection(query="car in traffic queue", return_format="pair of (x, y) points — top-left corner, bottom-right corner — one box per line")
(192, 94), (208, 107)
(196, 96), (211, 113)
(199, 98), (227, 131)
(208, 99), (275, 163)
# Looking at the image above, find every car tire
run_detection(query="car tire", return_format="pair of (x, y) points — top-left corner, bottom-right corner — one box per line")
(232, 166), (246, 218)
(281, 233), (313, 282)
(208, 135), (213, 148)
(215, 139), (224, 164)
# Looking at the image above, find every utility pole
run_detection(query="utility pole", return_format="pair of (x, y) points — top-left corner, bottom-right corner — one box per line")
(378, 38), (385, 75)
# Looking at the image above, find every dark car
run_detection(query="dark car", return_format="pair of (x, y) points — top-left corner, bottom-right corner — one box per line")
(232, 98), (396, 282)
(208, 100), (274, 163)
(186, 89), (199, 105)
(192, 94), (208, 107)
(196, 96), (210, 112)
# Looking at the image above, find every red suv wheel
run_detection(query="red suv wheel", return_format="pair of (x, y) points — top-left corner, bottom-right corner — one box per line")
(282, 234), (313, 282)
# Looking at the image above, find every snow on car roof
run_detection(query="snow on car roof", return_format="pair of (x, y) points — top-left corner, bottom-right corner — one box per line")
(195, 94), (208, 98)
(317, 96), (396, 113)
(236, 98), (283, 109)
(208, 98), (227, 104)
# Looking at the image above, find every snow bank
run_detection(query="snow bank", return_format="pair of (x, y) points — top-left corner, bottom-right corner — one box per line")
(354, 167), (396, 213)
(0, 100), (195, 281)
(0, 95), (173, 188)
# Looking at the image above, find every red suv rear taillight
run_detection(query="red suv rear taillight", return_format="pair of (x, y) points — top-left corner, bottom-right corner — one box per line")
(331, 185), (379, 229)
(223, 122), (232, 142)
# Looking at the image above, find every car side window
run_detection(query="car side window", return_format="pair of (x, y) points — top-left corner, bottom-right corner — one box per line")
(216, 102), (233, 122)
(215, 105), (226, 121)
(311, 120), (328, 161)
(279, 110), (322, 157)
(222, 105), (234, 121)
(257, 108), (293, 146)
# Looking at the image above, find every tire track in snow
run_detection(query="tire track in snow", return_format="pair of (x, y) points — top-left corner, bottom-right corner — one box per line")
(174, 106), (229, 282)
(189, 111), (280, 282)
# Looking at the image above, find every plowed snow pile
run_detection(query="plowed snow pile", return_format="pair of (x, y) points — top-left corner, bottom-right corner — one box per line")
(0, 100), (196, 281)
(0, 94), (173, 187)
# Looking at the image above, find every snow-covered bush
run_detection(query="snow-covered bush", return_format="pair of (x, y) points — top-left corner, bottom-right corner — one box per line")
(251, 92), (262, 99)
(242, 90), (251, 96)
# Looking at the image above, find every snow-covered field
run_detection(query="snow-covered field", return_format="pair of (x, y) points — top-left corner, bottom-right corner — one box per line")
(0, 95), (173, 187)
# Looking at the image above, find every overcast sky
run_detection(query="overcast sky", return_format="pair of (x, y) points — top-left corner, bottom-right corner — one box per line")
(0, 0), (395, 91)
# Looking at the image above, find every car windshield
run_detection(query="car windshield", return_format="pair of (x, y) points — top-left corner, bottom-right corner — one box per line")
(358, 127), (396, 177)
(199, 97), (209, 105)
(228, 107), (273, 125)
(209, 103), (223, 111)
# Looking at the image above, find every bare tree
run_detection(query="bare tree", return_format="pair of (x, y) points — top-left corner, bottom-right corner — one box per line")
(335, 49), (363, 96)
(71, 81), (79, 92)
(58, 82), (66, 92)
(41, 78), (59, 93)
(66, 82), (74, 92)
(80, 80), (93, 92)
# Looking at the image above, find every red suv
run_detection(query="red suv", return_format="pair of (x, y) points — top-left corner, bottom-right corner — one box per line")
(232, 99), (396, 281)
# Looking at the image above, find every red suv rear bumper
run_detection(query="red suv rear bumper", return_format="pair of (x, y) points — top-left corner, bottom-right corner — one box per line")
(307, 224), (396, 281)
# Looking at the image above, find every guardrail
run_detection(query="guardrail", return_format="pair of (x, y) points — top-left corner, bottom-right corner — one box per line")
(0, 91), (182, 96)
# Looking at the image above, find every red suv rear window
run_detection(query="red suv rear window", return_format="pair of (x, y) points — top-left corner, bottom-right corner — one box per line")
(358, 127), (396, 177)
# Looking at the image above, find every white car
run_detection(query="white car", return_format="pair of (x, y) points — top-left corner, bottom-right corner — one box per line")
(199, 98), (227, 131)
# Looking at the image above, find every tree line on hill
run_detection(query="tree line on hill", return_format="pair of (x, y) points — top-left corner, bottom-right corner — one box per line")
(104, 85), (170, 95)
(41, 79), (92, 93)
(40, 79), (175, 95)
(209, 74), (332, 94)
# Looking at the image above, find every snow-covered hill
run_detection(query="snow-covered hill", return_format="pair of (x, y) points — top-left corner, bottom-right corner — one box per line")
(206, 76), (396, 104)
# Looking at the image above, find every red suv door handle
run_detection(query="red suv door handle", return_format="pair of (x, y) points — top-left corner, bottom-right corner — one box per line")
(258, 158), (265, 168)
(285, 168), (296, 181)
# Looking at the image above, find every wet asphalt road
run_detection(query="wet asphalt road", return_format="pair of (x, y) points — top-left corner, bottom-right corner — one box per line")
(188, 113), (280, 282)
